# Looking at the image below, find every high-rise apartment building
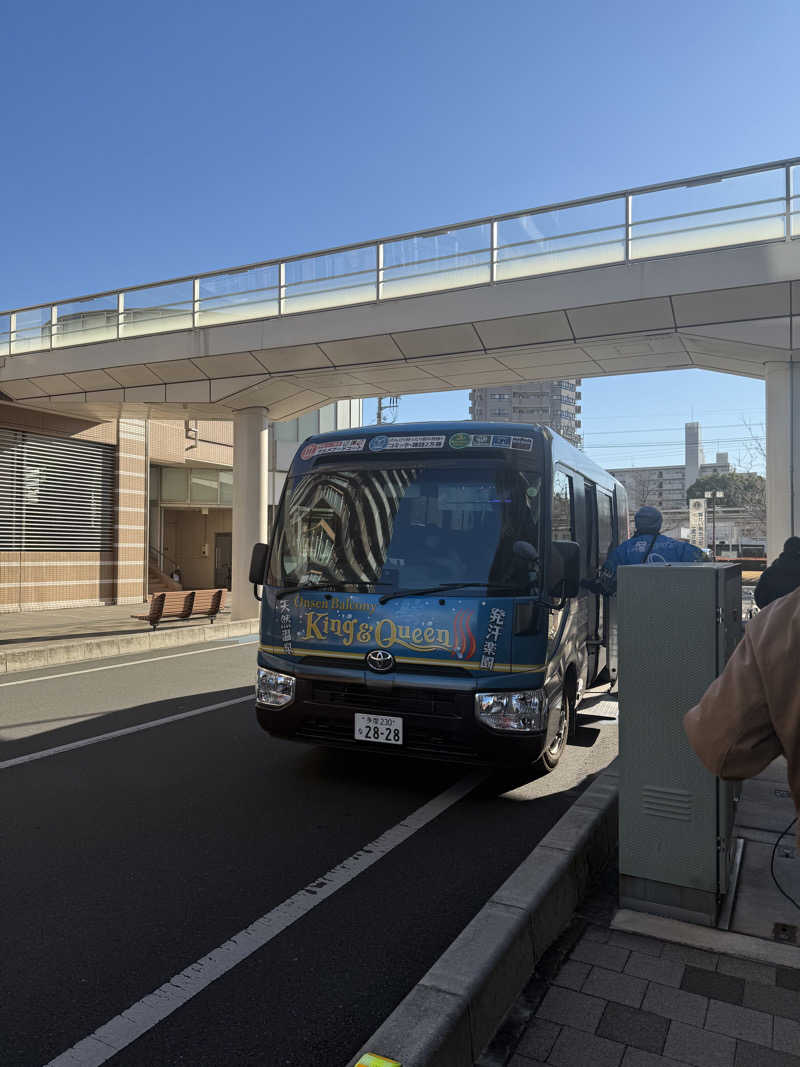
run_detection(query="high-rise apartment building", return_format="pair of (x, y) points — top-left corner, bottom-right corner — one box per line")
(684, 420), (704, 489)
(469, 379), (582, 445)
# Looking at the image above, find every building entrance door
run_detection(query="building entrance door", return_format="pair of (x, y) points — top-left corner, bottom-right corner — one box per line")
(215, 532), (232, 589)
(163, 516), (178, 572)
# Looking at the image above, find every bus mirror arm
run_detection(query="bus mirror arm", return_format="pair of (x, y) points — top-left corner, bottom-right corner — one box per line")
(249, 543), (269, 603)
(540, 582), (568, 611)
(513, 541), (542, 597)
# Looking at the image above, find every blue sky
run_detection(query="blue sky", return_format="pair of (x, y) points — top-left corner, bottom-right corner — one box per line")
(2, 0), (794, 473)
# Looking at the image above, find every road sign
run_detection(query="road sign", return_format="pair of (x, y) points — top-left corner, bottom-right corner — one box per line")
(689, 498), (706, 549)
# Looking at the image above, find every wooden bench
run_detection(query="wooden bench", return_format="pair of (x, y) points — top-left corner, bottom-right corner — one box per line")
(132, 589), (227, 630)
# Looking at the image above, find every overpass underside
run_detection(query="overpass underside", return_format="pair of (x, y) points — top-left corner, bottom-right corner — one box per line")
(1, 242), (799, 422)
(3, 157), (800, 612)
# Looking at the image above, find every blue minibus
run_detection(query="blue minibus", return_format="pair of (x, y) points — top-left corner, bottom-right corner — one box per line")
(249, 422), (627, 769)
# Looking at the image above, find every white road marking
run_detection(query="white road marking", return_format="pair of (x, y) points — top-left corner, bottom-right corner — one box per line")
(0, 640), (256, 689)
(45, 769), (486, 1067)
(0, 696), (251, 771)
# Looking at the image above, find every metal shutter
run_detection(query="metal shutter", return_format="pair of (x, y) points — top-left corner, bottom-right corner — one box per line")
(0, 428), (22, 549)
(0, 428), (115, 551)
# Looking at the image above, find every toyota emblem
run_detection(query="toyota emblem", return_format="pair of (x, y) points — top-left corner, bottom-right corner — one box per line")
(366, 649), (395, 673)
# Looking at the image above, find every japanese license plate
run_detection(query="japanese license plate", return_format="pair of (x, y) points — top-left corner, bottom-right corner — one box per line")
(354, 713), (403, 745)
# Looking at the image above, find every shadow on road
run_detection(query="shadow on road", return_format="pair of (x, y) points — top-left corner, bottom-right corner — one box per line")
(0, 626), (148, 646)
(571, 723), (602, 747)
(0, 686), (253, 763)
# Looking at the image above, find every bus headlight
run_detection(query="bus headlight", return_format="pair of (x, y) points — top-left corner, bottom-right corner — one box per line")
(475, 689), (548, 732)
(256, 667), (296, 707)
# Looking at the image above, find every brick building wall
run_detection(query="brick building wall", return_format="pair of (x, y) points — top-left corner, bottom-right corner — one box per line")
(149, 420), (232, 467)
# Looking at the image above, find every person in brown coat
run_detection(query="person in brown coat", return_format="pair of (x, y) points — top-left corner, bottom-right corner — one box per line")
(683, 586), (799, 834)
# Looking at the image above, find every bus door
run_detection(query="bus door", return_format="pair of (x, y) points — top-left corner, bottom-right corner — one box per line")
(584, 483), (604, 683)
(549, 468), (574, 662)
(595, 487), (615, 678)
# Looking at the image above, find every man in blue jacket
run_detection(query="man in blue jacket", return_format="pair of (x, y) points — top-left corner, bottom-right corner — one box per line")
(586, 505), (705, 595)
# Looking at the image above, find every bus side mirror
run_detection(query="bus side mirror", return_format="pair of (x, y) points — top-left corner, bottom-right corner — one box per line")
(549, 540), (581, 599)
(249, 542), (269, 601)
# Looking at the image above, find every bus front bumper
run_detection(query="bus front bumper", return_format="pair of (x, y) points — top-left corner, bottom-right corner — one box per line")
(255, 674), (556, 766)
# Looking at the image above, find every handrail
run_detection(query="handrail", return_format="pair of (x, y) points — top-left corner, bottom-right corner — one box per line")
(1, 155), (799, 357)
(149, 544), (180, 576)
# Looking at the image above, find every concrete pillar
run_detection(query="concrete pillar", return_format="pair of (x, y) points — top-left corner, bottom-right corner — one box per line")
(766, 361), (800, 562)
(231, 407), (269, 620)
(115, 417), (148, 605)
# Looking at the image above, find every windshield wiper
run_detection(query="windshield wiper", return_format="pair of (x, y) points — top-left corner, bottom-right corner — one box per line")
(379, 582), (521, 605)
(275, 581), (378, 600)
(275, 582), (341, 600)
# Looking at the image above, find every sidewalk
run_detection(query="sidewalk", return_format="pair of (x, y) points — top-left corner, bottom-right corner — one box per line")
(0, 601), (231, 648)
(0, 599), (258, 674)
(481, 758), (800, 1067)
(481, 862), (800, 1067)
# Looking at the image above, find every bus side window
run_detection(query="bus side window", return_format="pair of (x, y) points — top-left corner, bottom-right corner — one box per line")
(552, 470), (574, 541)
(614, 484), (629, 540)
(597, 491), (614, 562)
(585, 482), (599, 572)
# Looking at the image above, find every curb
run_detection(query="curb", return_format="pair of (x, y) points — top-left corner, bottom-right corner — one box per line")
(0, 618), (260, 675)
(348, 759), (620, 1067)
(612, 908), (800, 970)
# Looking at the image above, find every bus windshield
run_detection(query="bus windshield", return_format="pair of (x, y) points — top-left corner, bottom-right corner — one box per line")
(268, 462), (542, 594)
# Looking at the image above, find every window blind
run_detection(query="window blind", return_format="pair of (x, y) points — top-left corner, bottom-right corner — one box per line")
(0, 428), (115, 550)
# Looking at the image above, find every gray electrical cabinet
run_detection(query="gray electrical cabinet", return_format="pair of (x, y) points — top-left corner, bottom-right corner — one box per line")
(618, 563), (742, 926)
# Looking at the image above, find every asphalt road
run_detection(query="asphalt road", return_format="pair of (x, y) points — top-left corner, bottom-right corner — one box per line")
(0, 637), (617, 1066)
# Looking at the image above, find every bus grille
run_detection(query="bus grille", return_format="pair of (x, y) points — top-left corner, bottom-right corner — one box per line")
(310, 681), (460, 718)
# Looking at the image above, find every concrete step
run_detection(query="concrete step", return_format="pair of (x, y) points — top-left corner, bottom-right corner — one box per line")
(148, 564), (182, 595)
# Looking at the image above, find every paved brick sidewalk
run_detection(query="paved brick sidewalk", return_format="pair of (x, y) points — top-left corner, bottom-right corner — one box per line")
(480, 863), (800, 1067)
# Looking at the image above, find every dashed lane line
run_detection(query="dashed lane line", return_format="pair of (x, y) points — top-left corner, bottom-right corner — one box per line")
(0, 696), (252, 771)
(45, 769), (487, 1067)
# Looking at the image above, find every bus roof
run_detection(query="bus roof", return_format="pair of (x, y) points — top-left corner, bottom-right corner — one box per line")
(306, 419), (538, 442)
(296, 420), (621, 492)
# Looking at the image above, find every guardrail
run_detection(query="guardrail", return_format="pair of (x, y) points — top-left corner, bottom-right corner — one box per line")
(2, 157), (799, 359)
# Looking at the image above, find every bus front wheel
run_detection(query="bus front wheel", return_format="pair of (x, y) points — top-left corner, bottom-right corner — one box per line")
(540, 687), (572, 771)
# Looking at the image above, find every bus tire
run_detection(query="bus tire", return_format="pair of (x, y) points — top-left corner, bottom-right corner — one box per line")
(540, 687), (571, 771)
(566, 674), (578, 744)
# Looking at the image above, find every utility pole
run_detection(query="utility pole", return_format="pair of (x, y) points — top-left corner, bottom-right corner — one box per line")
(705, 490), (724, 559)
(376, 395), (399, 425)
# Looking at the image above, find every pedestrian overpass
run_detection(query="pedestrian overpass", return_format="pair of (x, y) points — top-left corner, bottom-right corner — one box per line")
(3, 156), (800, 616)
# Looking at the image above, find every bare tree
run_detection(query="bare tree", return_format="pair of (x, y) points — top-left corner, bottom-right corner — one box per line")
(617, 469), (662, 528)
(736, 476), (767, 539)
(737, 417), (767, 539)
(739, 416), (766, 469)
(632, 470), (660, 507)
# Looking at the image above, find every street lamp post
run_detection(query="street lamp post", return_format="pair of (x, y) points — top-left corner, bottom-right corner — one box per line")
(705, 490), (724, 559)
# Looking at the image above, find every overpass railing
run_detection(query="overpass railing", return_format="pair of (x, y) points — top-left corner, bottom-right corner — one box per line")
(2, 157), (799, 359)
